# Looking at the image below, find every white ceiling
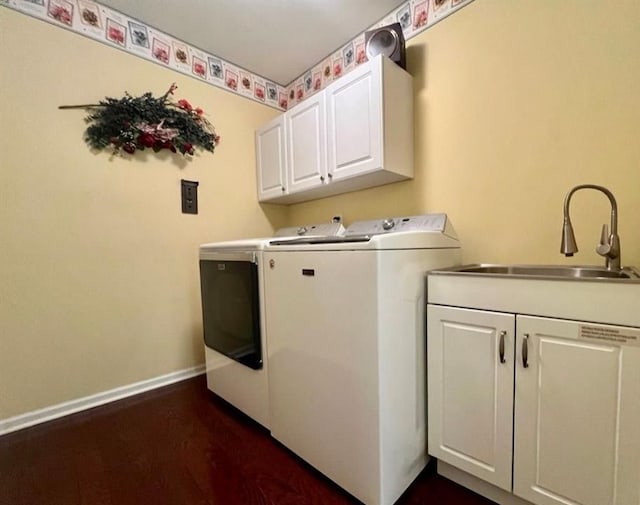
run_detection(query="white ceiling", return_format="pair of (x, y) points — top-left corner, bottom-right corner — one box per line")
(99, 0), (406, 85)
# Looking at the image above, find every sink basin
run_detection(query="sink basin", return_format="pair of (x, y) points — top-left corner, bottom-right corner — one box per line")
(439, 264), (640, 281)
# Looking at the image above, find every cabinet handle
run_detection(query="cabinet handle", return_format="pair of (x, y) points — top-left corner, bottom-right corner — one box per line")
(499, 330), (506, 364)
(522, 333), (529, 368)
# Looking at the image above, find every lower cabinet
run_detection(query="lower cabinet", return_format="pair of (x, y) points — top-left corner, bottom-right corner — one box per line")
(427, 304), (640, 505)
(427, 306), (515, 491)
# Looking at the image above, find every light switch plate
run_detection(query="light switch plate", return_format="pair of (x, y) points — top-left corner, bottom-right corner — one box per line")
(181, 180), (199, 214)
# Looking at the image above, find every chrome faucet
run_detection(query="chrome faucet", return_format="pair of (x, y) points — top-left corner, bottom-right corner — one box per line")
(560, 184), (621, 270)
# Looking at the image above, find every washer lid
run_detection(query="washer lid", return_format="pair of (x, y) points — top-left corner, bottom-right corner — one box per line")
(270, 235), (372, 246)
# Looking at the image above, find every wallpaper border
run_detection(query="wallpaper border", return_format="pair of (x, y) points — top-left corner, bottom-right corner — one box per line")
(2, 0), (475, 111)
(284, 0), (475, 109)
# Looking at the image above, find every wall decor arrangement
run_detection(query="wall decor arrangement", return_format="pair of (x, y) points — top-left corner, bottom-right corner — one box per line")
(59, 83), (220, 157)
(3, 0), (474, 111)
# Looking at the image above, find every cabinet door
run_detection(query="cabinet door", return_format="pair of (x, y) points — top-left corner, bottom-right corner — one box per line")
(427, 305), (515, 491)
(286, 92), (327, 193)
(514, 316), (640, 505)
(255, 115), (287, 201)
(325, 58), (382, 181)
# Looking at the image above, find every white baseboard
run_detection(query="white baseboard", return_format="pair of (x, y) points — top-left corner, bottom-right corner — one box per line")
(438, 461), (532, 505)
(0, 364), (205, 437)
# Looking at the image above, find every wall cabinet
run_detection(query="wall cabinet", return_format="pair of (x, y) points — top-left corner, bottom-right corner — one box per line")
(427, 304), (640, 505)
(285, 91), (327, 194)
(255, 114), (287, 201)
(324, 56), (382, 181)
(255, 55), (413, 204)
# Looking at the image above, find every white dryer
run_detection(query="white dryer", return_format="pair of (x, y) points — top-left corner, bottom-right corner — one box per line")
(263, 214), (461, 505)
(198, 223), (344, 428)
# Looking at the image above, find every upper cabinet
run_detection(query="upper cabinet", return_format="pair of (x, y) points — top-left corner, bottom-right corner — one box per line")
(286, 92), (327, 194)
(325, 59), (383, 181)
(256, 55), (413, 204)
(255, 115), (287, 201)
(326, 55), (412, 184)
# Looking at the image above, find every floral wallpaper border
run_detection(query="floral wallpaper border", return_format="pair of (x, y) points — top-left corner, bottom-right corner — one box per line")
(2, 0), (287, 108)
(2, 0), (474, 111)
(284, 0), (474, 109)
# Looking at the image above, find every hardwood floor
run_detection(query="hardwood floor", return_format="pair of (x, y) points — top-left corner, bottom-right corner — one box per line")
(0, 375), (495, 505)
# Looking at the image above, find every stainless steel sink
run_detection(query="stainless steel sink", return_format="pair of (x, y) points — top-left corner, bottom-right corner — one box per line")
(438, 264), (640, 281)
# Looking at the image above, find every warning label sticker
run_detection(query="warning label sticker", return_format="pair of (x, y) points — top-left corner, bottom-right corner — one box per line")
(579, 325), (640, 347)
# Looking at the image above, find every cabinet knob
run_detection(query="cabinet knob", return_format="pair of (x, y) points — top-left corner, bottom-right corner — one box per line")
(320, 176), (325, 182)
(281, 186), (286, 192)
(328, 173), (333, 179)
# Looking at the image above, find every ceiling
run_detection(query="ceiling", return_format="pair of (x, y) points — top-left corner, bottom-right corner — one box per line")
(99, 0), (406, 86)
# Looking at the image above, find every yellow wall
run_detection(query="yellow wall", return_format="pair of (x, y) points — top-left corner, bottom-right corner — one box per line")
(288, 0), (640, 268)
(3, 0), (640, 422)
(0, 9), (286, 419)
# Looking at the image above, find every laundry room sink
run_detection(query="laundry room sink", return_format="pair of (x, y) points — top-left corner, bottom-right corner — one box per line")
(429, 264), (640, 328)
(447, 264), (640, 281)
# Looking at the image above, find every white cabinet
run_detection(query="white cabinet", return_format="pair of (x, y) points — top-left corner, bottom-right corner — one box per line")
(285, 91), (327, 194)
(427, 306), (515, 492)
(513, 316), (640, 505)
(325, 57), (382, 180)
(255, 114), (286, 201)
(427, 304), (640, 505)
(255, 55), (413, 204)
(325, 54), (412, 185)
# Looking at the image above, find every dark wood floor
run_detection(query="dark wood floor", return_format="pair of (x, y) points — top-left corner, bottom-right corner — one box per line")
(0, 375), (495, 505)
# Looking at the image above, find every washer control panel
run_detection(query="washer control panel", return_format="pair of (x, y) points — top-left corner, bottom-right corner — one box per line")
(274, 223), (345, 238)
(345, 213), (447, 236)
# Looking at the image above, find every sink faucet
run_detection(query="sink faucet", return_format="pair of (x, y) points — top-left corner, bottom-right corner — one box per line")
(560, 184), (621, 270)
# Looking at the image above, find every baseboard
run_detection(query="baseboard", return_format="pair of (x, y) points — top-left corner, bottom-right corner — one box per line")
(0, 364), (205, 437)
(437, 461), (532, 505)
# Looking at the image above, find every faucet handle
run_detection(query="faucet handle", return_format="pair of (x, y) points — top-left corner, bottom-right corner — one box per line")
(596, 223), (611, 256)
(599, 223), (609, 244)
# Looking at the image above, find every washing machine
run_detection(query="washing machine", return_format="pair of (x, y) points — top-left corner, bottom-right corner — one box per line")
(198, 222), (344, 428)
(263, 213), (461, 505)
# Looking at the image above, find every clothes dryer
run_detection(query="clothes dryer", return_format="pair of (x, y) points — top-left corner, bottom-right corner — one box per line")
(199, 223), (344, 428)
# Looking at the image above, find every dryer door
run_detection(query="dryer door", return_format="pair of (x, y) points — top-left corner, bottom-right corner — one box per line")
(199, 253), (262, 370)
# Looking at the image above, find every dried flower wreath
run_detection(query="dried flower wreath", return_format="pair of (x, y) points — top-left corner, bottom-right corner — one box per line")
(59, 83), (219, 156)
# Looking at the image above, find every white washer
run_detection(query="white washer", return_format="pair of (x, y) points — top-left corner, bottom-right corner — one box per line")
(264, 213), (461, 505)
(199, 223), (344, 428)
